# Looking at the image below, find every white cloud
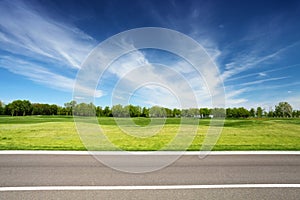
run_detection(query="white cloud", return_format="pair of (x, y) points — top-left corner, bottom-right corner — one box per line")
(258, 72), (267, 77)
(0, 56), (102, 97)
(240, 76), (289, 86)
(104, 49), (223, 108)
(0, 1), (225, 108)
(136, 3), (299, 109)
(0, 0), (101, 99)
(217, 39), (299, 108)
(76, 27), (225, 108)
(85, 48), (203, 108)
(0, 0), (298, 110)
(0, 1), (96, 69)
(0, 56), (74, 90)
(221, 42), (297, 81)
(227, 63), (299, 82)
(108, 51), (150, 78)
(129, 84), (181, 109)
(222, 88), (249, 108)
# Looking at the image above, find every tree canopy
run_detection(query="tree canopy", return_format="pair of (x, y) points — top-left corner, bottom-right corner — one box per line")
(0, 99), (299, 118)
(275, 102), (293, 118)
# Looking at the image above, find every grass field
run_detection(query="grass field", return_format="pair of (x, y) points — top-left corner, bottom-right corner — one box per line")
(0, 116), (299, 150)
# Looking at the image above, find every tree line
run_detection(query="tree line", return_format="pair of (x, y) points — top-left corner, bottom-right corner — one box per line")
(0, 100), (299, 118)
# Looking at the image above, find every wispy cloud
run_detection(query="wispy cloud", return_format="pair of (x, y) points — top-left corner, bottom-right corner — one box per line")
(0, 0), (101, 98)
(108, 51), (150, 78)
(141, 2), (299, 109)
(107, 51), (203, 108)
(239, 76), (289, 86)
(222, 38), (298, 81)
(76, 26), (225, 108)
(227, 64), (300, 82)
(0, 56), (102, 97)
(0, 56), (74, 91)
(221, 45), (293, 81)
(95, 50), (220, 108)
(0, 0), (96, 69)
(258, 72), (267, 77)
(242, 81), (300, 93)
(216, 29), (300, 108)
(1, 0), (298, 110)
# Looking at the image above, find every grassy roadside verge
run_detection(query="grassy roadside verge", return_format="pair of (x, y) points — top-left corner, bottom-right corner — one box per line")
(0, 116), (299, 150)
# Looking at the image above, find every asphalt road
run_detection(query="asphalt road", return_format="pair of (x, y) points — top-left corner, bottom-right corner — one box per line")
(0, 152), (299, 199)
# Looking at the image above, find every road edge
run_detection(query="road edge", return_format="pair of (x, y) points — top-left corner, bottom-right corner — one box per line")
(0, 150), (299, 155)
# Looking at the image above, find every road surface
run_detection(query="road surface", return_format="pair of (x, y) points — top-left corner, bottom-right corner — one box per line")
(0, 151), (299, 199)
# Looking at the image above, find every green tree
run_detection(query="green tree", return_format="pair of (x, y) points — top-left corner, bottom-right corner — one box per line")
(256, 107), (263, 118)
(200, 108), (210, 118)
(237, 107), (250, 118)
(141, 107), (149, 117)
(57, 106), (68, 115)
(0, 101), (4, 115)
(128, 105), (141, 117)
(172, 108), (181, 117)
(96, 106), (104, 117)
(112, 104), (125, 117)
(275, 102), (293, 118)
(32, 103), (54, 115)
(268, 110), (274, 118)
(74, 102), (96, 116)
(181, 109), (189, 117)
(6, 100), (32, 116)
(123, 105), (131, 117)
(32, 103), (42, 115)
(149, 106), (165, 117)
(226, 108), (232, 118)
(49, 104), (58, 115)
(295, 110), (300, 118)
(231, 108), (238, 118)
(188, 108), (200, 118)
(162, 107), (172, 117)
(292, 110), (300, 118)
(64, 100), (77, 115)
(103, 106), (112, 117)
(211, 108), (226, 118)
(249, 108), (255, 117)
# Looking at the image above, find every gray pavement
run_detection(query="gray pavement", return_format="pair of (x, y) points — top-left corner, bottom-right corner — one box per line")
(0, 153), (299, 199)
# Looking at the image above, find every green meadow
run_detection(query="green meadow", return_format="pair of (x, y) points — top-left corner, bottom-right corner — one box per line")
(0, 116), (299, 150)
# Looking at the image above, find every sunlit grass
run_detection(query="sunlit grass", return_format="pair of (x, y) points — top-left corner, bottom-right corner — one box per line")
(0, 116), (299, 150)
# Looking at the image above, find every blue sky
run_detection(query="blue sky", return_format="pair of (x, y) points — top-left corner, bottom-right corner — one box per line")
(0, 0), (299, 110)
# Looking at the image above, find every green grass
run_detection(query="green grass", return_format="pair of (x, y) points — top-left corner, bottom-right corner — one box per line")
(0, 116), (299, 150)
